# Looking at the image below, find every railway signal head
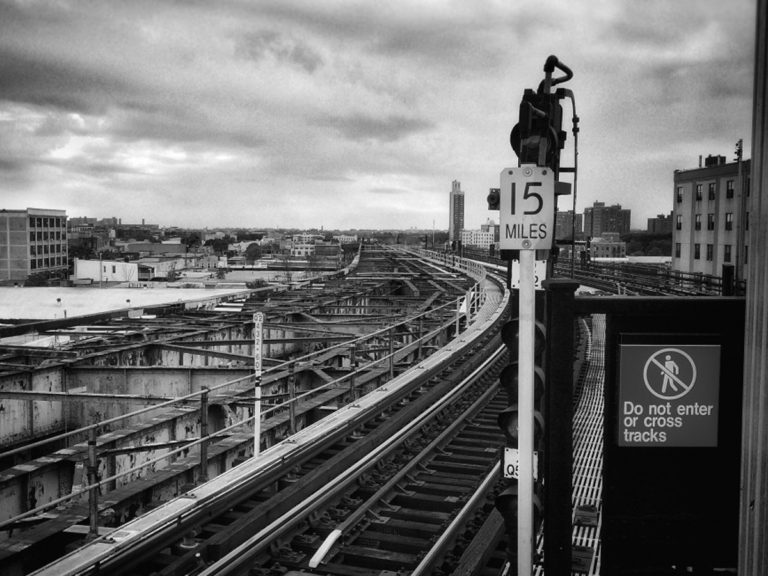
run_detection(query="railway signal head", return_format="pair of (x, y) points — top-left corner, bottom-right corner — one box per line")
(488, 187), (500, 211)
(501, 318), (546, 364)
(498, 317), (547, 446)
(510, 88), (567, 172)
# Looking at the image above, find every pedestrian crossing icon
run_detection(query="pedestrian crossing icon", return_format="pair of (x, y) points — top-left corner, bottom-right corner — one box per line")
(643, 348), (697, 401)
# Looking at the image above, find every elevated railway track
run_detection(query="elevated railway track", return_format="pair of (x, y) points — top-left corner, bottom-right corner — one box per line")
(0, 245), (506, 575)
(1, 246), (721, 576)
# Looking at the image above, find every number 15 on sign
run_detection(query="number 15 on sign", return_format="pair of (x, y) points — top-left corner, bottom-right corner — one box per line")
(499, 165), (555, 251)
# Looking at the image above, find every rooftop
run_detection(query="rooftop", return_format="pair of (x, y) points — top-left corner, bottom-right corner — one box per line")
(0, 287), (250, 321)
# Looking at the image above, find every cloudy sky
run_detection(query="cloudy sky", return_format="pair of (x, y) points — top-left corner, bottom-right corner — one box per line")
(0, 0), (756, 231)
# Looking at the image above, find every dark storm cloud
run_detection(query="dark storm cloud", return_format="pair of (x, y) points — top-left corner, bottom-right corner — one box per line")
(236, 30), (324, 73)
(0, 49), (131, 115)
(106, 104), (264, 148)
(324, 113), (434, 142)
(0, 157), (27, 173)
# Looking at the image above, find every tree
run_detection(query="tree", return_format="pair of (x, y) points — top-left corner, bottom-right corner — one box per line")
(204, 238), (230, 255)
(245, 242), (262, 264)
(24, 271), (54, 287)
(166, 263), (178, 281)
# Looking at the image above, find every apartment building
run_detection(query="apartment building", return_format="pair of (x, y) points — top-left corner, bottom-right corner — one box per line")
(672, 155), (751, 281)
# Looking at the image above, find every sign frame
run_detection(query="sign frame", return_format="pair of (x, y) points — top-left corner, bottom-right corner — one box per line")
(617, 342), (721, 448)
(499, 164), (555, 252)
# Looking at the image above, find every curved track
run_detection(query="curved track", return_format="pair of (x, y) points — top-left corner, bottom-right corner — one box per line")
(28, 250), (510, 576)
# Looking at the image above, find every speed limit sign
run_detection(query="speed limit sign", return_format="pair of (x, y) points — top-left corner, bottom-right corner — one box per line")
(499, 165), (555, 251)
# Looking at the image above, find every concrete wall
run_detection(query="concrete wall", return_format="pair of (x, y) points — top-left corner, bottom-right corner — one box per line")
(0, 368), (66, 450)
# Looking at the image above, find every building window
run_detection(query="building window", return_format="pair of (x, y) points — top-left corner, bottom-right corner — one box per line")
(36, 231), (42, 241)
(695, 214), (702, 231)
(31, 259), (36, 269)
(30, 246), (36, 256)
(29, 217), (35, 228)
(745, 245), (749, 264)
(112, 265), (116, 274)
(746, 177), (751, 197)
(707, 214), (715, 230)
(675, 243), (681, 258)
(696, 184), (702, 201)
(708, 183), (715, 200)
(676, 215), (682, 230)
(725, 212), (733, 231)
(724, 245), (732, 263)
(726, 180), (734, 198)
(676, 186), (683, 203)
(746, 212), (750, 231)
(36, 218), (42, 227)
(706, 244), (713, 261)
(29, 231), (35, 241)
(694, 244), (701, 260)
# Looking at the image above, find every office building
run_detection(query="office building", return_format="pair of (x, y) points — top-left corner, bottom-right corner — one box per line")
(672, 154), (751, 281)
(449, 180), (465, 244)
(0, 208), (68, 283)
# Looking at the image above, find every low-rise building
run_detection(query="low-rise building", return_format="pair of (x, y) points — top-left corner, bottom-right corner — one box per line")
(333, 234), (358, 244)
(459, 228), (495, 248)
(73, 258), (140, 283)
(590, 232), (627, 259)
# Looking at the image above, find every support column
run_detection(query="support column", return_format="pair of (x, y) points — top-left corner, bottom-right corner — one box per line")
(543, 279), (578, 574)
(740, 1), (768, 572)
(87, 428), (99, 540)
(199, 388), (209, 483)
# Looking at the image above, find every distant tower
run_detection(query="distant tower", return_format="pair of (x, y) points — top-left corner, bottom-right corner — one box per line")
(449, 180), (465, 244)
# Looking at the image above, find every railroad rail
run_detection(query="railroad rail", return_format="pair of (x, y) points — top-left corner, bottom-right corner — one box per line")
(26, 250), (510, 576)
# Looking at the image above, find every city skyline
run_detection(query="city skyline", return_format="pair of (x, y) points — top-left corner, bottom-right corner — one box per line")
(0, 1), (755, 231)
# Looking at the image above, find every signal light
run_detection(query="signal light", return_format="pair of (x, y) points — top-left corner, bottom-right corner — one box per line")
(501, 318), (546, 363)
(487, 187), (500, 210)
(497, 403), (545, 446)
(495, 483), (518, 537)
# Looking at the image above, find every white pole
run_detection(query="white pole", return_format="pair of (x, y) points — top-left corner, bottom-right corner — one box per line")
(253, 312), (264, 456)
(518, 249), (535, 575)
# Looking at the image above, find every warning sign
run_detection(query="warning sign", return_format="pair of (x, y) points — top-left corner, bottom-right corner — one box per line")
(618, 344), (720, 447)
